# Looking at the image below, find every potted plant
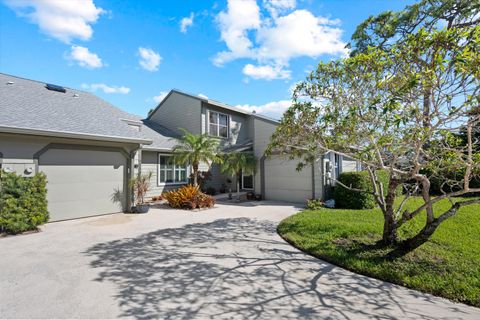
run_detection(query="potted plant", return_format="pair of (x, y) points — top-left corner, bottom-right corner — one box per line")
(130, 172), (152, 213)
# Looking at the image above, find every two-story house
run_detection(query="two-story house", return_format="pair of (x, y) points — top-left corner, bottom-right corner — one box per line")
(139, 89), (359, 202)
(0, 73), (358, 222)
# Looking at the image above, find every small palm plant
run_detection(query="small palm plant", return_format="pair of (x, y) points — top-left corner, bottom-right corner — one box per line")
(129, 172), (152, 213)
(220, 152), (256, 201)
(172, 129), (222, 186)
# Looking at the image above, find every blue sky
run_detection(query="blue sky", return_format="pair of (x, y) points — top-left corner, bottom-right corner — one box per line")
(0, 0), (413, 119)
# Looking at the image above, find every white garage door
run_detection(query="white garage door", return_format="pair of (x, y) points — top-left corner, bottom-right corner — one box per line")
(264, 157), (312, 203)
(39, 148), (127, 221)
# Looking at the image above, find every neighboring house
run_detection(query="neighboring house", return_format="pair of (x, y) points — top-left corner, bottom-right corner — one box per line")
(0, 73), (358, 222)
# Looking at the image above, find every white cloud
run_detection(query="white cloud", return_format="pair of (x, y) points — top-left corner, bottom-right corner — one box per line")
(236, 99), (292, 119)
(4, 0), (104, 43)
(81, 83), (130, 94)
(263, 0), (296, 18)
(243, 63), (290, 80)
(153, 91), (168, 103)
(138, 47), (162, 71)
(214, 0), (348, 80)
(256, 10), (347, 63)
(180, 12), (194, 33)
(214, 0), (261, 66)
(198, 93), (209, 99)
(68, 45), (103, 68)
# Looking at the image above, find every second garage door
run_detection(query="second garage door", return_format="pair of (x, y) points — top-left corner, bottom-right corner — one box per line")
(264, 157), (312, 203)
(39, 147), (127, 221)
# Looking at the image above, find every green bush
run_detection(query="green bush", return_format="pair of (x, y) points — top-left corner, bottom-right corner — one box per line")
(334, 170), (400, 209)
(0, 171), (49, 234)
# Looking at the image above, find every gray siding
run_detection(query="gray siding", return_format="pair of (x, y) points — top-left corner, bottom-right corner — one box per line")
(149, 92), (202, 136)
(252, 118), (278, 195)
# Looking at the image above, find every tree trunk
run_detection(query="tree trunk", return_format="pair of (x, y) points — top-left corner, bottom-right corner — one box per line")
(192, 162), (199, 187)
(382, 178), (400, 245)
(236, 174), (241, 200)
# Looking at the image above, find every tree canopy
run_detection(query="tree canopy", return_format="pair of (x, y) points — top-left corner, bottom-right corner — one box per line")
(268, 0), (480, 252)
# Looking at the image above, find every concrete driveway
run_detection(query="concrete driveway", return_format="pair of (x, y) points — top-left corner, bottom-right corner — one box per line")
(1, 201), (479, 319)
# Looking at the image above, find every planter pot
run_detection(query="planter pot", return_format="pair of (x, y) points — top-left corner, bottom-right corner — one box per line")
(133, 204), (150, 213)
(246, 192), (255, 200)
(255, 194), (262, 201)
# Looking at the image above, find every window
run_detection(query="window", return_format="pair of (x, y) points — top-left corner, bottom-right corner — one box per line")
(158, 155), (188, 184)
(209, 111), (229, 138)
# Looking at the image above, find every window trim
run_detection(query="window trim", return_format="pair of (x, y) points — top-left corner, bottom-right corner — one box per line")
(157, 154), (189, 186)
(207, 110), (230, 138)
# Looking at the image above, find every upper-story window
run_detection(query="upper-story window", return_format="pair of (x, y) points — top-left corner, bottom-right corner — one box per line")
(209, 111), (229, 138)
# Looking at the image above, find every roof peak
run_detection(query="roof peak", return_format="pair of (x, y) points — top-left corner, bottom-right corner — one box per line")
(150, 88), (280, 124)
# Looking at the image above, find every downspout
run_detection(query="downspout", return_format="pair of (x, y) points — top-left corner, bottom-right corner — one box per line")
(311, 162), (315, 199)
(320, 154), (325, 200)
(260, 155), (266, 199)
(127, 147), (141, 212)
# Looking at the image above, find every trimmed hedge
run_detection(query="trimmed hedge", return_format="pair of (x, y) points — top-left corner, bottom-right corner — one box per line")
(0, 171), (49, 234)
(334, 170), (400, 209)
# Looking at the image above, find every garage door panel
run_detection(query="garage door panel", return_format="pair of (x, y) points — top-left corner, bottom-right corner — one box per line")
(266, 189), (311, 203)
(39, 148), (126, 221)
(264, 157), (312, 203)
(44, 181), (124, 202)
(47, 198), (124, 221)
(41, 165), (124, 183)
(265, 177), (311, 190)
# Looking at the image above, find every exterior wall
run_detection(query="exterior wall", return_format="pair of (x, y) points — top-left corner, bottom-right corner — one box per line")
(201, 102), (250, 146)
(252, 117), (278, 195)
(149, 92), (203, 135)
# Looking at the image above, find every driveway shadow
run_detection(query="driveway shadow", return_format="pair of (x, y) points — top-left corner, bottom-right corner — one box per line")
(84, 218), (471, 320)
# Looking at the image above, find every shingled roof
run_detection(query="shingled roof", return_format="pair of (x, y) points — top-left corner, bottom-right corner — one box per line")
(0, 73), (152, 144)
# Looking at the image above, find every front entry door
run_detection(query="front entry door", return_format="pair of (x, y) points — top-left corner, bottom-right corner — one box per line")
(241, 172), (253, 190)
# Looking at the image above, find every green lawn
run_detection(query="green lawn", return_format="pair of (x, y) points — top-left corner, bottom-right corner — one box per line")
(277, 197), (480, 307)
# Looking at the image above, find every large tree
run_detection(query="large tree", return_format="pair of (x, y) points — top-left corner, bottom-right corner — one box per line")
(268, 2), (480, 252)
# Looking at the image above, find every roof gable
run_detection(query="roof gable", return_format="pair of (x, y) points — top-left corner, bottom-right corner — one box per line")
(147, 89), (280, 124)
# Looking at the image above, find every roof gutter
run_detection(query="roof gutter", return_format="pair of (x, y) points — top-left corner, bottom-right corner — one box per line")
(0, 125), (153, 145)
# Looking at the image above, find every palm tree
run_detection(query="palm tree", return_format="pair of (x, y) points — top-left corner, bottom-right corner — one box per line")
(220, 152), (256, 200)
(172, 129), (221, 186)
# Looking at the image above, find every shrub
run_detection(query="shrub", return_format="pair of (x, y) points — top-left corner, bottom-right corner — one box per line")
(163, 185), (215, 209)
(0, 171), (49, 234)
(334, 170), (400, 209)
(306, 199), (324, 210)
